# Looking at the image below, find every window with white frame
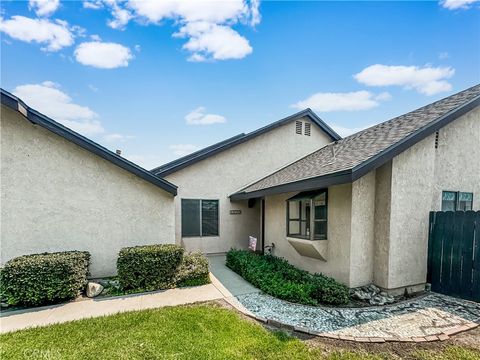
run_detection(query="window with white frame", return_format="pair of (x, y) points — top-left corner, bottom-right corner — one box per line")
(181, 199), (219, 237)
(287, 190), (327, 240)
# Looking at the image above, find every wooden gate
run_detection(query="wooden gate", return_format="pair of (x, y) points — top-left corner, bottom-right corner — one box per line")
(427, 211), (480, 302)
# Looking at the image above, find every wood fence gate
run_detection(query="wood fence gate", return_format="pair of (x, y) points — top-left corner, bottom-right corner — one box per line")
(427, 211), (479, 302)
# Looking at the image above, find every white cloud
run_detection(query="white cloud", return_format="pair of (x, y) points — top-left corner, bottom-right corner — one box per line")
(438, 51), (450, 60)
(13, 81), (104, 136)
(441, 0), (479, 10)
(0, 15), (74, 51)
(185, 107), (226, 125)
(29, 0), (60, 16)
(354, 64), (455, 95)
(83, 1), (103, 10)
(292, 91), (390, 112)
(95, 0), (260, 61)
(74, 41), (133, 69)
(103, 133), (134, 142)
(90, 34), (102, 41)
(169, 144), (200, 157)
(106, 0), (132, 29)
(174, 21), (252, 61)
(124, 153), (168, 170)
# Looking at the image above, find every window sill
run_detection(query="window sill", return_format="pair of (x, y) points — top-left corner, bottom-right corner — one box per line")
(287, 237), (327, 261)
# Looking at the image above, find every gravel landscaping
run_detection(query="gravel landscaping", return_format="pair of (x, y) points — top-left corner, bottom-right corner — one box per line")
(236, 292), (480, 338)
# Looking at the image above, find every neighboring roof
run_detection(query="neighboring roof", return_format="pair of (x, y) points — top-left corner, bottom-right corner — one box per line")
(231, 84), (480, 200)
(151, 108), (341, 177)
(1, 88), (177, 196)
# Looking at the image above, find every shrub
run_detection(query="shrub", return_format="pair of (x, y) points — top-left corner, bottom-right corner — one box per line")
(226, 249), (348, 306)
(117, 244), (184, 292)
(176, 252), (210, 287)
(0, 251), (90, 307)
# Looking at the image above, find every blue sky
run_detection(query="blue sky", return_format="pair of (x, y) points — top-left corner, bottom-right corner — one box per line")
(1, 1), (479, 169)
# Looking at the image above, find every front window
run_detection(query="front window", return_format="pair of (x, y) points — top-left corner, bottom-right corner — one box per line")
(441, 191), (473, 211)
(181, 199), (219, 237)
(287, 190), (327, 240)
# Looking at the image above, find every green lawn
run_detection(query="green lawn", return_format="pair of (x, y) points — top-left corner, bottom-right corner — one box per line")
(0, 303), (478, 360)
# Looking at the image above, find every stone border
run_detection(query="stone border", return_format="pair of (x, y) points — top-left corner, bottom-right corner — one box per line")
(224, 296), (479, 343)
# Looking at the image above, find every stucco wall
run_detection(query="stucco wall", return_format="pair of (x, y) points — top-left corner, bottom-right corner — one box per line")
(1, 106), (175, 277)
(373, 161), (392, 288)
(349, 171), (376, 288)
(431, 106), (480, 210)
(387, 106), (480, 290)
(165, 117), (333, 253)
(263, 184), (353, 286)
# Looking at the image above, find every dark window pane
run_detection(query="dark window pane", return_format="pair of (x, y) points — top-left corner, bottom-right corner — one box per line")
(458, 192), (473, 211)
(441, 191), (457, 211)
(314, 221), (327, 239)
(182, 199), (200, 236)
(314, 204), (327, 220)
(201, 200), (219, 236)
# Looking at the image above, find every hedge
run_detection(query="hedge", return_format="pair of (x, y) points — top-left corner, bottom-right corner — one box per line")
(0, 251), (90, 307)
(226, 249), (349, 305)
(117, 244), (184, 292)
(176, 252), (210, 287)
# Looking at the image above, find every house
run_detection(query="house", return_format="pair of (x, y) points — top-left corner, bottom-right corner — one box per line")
(0, 89), (177, 277)
(230, 84), (480, 293)
(152, 110), (341, 253)
(1, 84), (478, 295)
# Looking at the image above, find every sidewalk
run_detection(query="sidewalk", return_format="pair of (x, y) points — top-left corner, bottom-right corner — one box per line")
(0, 255), (259, 334)
(0, 283), (224, 333)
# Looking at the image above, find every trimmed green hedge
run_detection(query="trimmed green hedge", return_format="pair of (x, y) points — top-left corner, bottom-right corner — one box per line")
(176, 252), (211, 287)
(226, 249), (348, 306)
(0, 251), (90, 306)
(117, 244), (184, 292)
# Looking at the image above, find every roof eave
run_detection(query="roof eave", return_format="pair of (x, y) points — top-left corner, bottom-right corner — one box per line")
(1, 89), (178, 196)
(230, 170), (353, 200)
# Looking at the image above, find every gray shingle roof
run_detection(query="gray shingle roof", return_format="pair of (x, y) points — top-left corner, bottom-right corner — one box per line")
(233, 84), (480, 199)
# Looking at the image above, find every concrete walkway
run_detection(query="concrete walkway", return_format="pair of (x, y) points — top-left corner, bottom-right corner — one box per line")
(0, 283), (224, 333)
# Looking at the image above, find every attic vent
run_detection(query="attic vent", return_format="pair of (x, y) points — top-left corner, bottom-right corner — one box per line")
(435, 131), (439, 149)
(304, 122), (311, 136)
(295, 120), (302, 135)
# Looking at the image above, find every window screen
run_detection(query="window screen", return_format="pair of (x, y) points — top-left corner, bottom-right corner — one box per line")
(458, 192), (473, 211)
(181, 199), (219, 237)
(181, 199), (201, 236)
(201, 200), (219, 236)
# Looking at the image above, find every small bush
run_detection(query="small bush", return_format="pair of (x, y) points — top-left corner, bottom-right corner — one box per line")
(176, 252), (210, 287)
(0, 251), (90, 307)
(117, 244), (184, 292)
(226, 249), (348, 306)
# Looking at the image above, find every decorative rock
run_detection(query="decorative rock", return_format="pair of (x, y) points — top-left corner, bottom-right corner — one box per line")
(1, 302), (9, 309)
(352, 290), (372, 301)
(370, 295), (387, 306)
(86, 282), (104, 298)
(367, 284), (381, 294)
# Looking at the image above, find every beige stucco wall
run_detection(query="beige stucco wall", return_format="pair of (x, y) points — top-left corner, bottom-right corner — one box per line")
(0, 106), (175, 277)
(165, 117), (333, 253)
(386, 106), (480, 290)
(373, 161), (392, 288)
(349, 171), (376, 287)
(263, 184), (353, 286)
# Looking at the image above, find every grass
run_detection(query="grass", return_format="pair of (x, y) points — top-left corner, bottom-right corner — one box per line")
(1, 303), (478, 360)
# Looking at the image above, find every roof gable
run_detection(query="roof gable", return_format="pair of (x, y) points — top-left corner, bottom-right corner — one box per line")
(232, 84), (480, 200)
(152, 109), (341, 177)
(1, 89), (177, 196)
